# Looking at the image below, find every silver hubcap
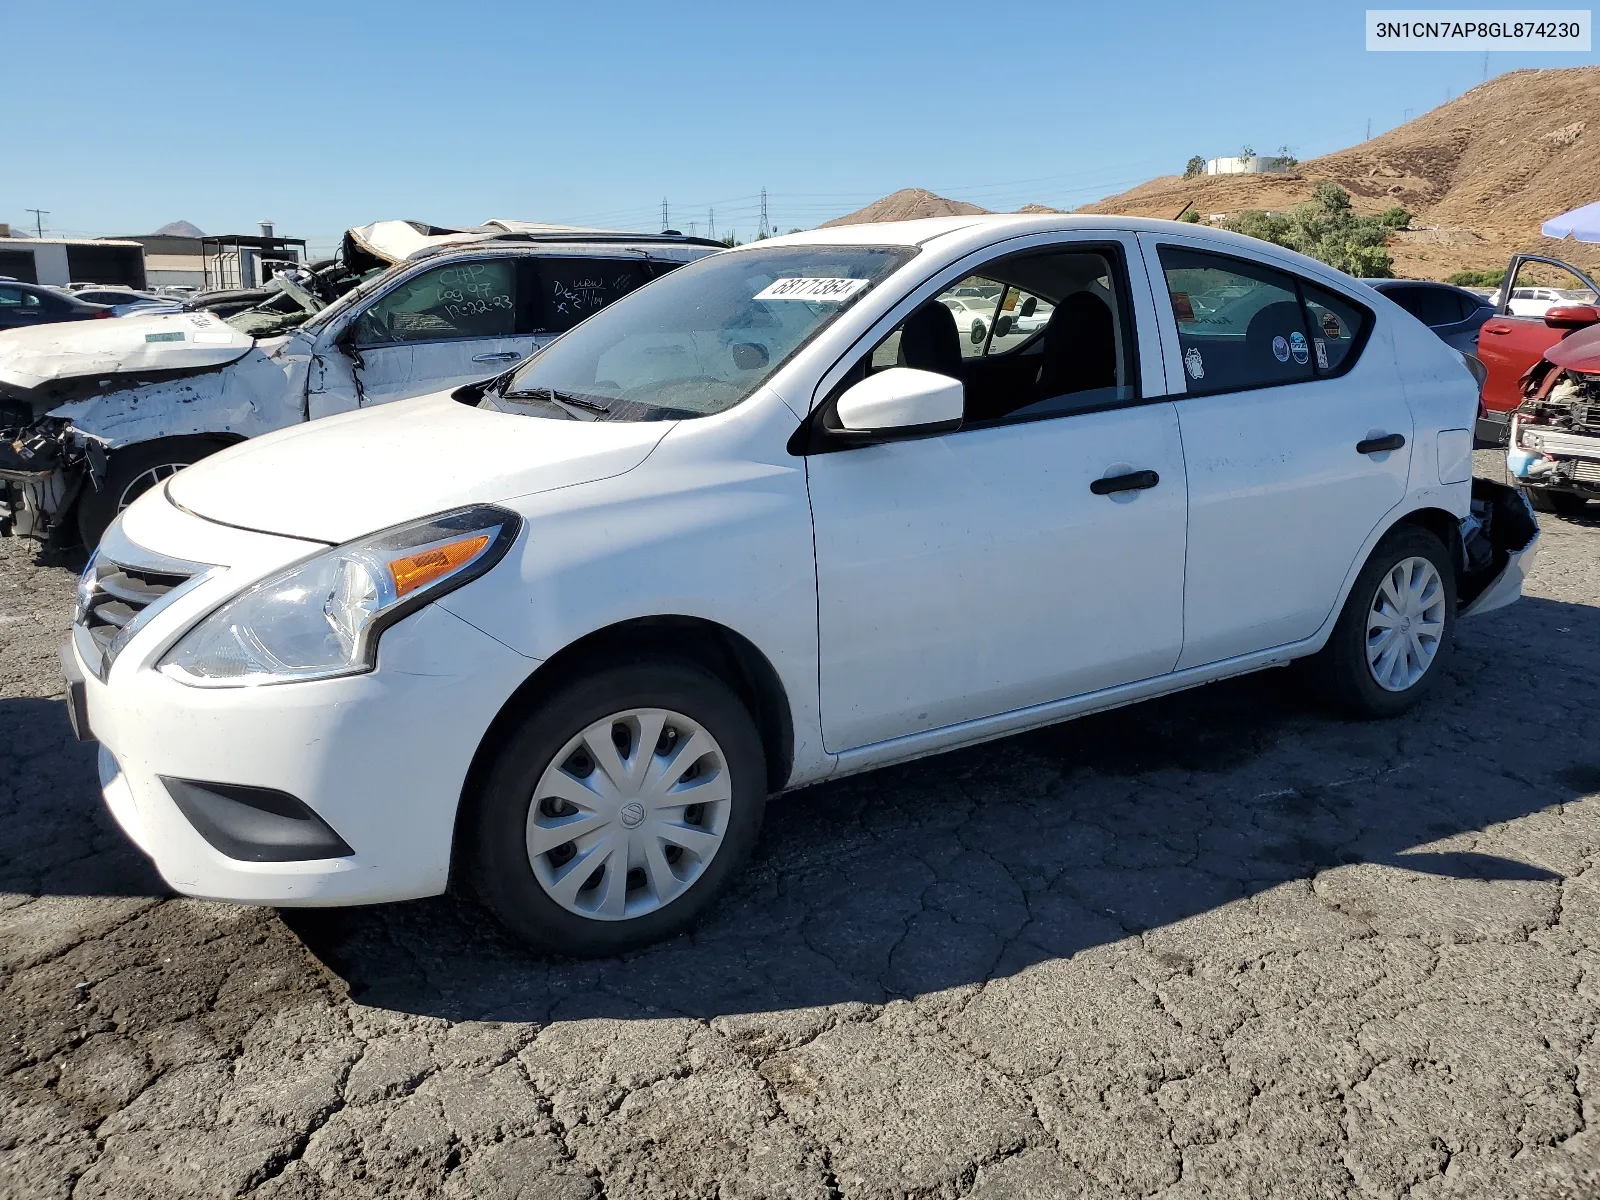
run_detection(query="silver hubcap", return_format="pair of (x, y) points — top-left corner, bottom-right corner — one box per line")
(1366, 556), (1446, 692)
(527, 708), (731, 921)
(116, 463), (187, 512)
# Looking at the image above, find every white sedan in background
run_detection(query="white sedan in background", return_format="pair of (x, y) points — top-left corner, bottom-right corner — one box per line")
(68, 215), (1536, 957)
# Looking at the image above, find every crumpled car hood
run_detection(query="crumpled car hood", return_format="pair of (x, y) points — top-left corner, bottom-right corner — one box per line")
(1545, 321), (1600, 373)
(0, 312), (253, 390)
(163, 390), (674, 543)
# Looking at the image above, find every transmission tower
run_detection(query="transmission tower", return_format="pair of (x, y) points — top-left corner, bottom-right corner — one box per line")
(758, 188), (770, 239)
(708, 208), (716, 240)
(661, 198), (669, 232)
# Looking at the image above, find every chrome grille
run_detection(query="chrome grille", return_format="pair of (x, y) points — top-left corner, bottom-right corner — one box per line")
(1574, 461), (1600, 484)
(74, 524), (213, 678)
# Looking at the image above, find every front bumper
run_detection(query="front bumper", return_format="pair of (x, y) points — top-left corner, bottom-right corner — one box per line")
(75, 508), (536, 906)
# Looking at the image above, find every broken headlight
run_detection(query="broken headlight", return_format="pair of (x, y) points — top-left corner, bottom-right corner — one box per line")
(159, 506), (520, 687)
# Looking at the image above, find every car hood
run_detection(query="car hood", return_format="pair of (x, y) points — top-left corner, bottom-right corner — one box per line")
(1546, 322), (1600, 373)
(164, 390), (675, 544)
(0, 311), (253, 390)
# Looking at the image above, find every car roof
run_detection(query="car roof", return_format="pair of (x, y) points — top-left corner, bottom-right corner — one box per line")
(745, 214), (1372, 293)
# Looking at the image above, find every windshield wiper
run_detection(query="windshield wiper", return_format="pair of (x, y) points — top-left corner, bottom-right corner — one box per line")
(501, 387), (612, 416)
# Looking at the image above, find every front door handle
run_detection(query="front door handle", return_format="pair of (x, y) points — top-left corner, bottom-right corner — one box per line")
(1485, 325), (1513, 334)
(1090, 469), (1160, 495)
(471, 351), (522, 364)
(1357, 433), (1406, 455)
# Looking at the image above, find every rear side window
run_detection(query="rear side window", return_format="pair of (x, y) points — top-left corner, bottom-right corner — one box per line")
(528, 259), (653, 334)
(1158, 246), (1372, 395)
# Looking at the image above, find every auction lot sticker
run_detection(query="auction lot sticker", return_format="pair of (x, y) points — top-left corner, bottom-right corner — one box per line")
(754, 277), (871, 302)
(1366, 9), (1590, 50)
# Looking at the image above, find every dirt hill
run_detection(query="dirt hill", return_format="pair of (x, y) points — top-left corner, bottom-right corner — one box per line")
(818, 188), (990, 226)
(1077, 66), (1600, 279)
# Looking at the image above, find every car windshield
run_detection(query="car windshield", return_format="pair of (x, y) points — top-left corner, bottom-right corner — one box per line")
(485, 244), (914, 421)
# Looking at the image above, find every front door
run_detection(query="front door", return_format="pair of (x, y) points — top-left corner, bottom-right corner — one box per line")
(1142, 236), (1414, 669)
(1477, 256), (1600, 415)
(807, 237), (1188, 752)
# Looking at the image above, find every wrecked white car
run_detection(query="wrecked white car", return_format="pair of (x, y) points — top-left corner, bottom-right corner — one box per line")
(0, 223), (719, 544)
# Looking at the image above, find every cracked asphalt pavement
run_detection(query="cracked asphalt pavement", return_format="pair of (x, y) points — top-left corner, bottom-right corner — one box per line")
(3, 459), (1599, 1198)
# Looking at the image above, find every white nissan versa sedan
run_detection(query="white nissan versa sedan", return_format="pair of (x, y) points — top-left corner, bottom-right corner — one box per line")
(64, 216), (1539, 956)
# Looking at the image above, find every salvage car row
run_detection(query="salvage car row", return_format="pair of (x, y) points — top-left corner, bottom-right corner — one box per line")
(52, 214), (1539, 957)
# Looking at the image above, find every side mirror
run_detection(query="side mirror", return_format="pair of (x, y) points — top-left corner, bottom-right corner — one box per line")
(833, 367), (963, 442)
(1545, 304), (1600, 329)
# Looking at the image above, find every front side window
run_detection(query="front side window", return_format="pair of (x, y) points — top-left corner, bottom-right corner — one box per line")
(0, 287), (39, 309)
(861, 246), (1134, 424)
(1503, 260), (1598, 316)
(490, 244), (913, 420)
(352, 259), (516, 346)
(1159, 246), (1371, 394)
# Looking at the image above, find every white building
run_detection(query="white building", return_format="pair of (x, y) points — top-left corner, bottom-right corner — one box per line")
(1204, 156), (1296, 176)
(0, 236), (146, 288)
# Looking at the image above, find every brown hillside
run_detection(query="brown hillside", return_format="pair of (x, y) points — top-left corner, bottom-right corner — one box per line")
(818, 188), (989, 226)
(1077, 66), (1600, 279)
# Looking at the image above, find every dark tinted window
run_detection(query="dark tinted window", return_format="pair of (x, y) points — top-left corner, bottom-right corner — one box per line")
(1160, 247), (1312, 394)
(0, 286), (40, 308)
(531, 259), (653, 334)
(1386, 283), (1462, 327)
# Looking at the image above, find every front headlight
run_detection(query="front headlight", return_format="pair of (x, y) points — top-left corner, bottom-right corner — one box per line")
(159, 505), (520, 687)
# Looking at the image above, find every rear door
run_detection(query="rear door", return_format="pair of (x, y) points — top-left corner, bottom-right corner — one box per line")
(1141, 235), (1412, 668)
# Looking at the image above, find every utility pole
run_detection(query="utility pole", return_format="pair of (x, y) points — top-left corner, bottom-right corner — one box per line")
(1403, 107), (1413, 122)
(758, 188), (770, 240)
(660, 198), (669, 232)
(25, 208), (47, 238)
(1483, 52), (1489, 81)
(1365, 118), (1371, 141)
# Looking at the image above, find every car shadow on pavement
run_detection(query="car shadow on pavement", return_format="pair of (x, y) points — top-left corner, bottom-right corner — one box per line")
(0, 697), (169, 898)
(3, 593), (1589, 1020)
(276, 592), (1591, 1025)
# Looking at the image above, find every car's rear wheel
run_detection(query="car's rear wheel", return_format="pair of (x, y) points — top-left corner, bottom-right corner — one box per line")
(1526, 487), (1588, 516)
(76, 437), (226, 547)
(469, 660), (766, 956)
(1303, 526), (1457, 719)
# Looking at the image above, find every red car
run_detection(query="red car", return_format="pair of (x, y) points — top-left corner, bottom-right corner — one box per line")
(1475, 252), (1600, 445)
(1506, 314), (1600, 514)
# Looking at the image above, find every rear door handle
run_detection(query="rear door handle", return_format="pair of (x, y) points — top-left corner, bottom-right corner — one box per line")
(1090, 469), (1160, 495)
(471, 351), (522, 363)
(1357, 433), (1406, 455)
(1485, 325), (1512, 334)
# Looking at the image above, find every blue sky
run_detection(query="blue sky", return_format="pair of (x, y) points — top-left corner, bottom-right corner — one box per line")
(2, 0), (1592, 254)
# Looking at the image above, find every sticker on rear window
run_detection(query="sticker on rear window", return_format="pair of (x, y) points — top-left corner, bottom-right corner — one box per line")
(1315, 338), (1329, 369)
(1184, 347), (1205, 379)
(1289, 331), (1309, 365)
(753, 277), (871, 302)
(144, 331), (185, 343)
(1271, 335), (1290, 363)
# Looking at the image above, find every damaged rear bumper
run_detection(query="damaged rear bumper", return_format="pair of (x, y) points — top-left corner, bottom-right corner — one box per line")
(1459, 478), (1539, 618)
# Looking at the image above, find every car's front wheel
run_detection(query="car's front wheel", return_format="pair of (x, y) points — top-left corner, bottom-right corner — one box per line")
(1304, 525), (1457, 719)
(76, 436), (228, 547)
(469, 660), (767, 956)
(1526, 487), (1588, 516)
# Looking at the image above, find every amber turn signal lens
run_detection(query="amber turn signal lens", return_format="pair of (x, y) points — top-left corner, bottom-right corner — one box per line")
(387, 534), (491, 597)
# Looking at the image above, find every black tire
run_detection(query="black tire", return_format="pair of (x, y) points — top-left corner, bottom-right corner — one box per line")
(1303, 525), (1457, 719)
(1525, 487), (1588, 516)
(76, 437), (225, 548)
(469, 660), (767, 957)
